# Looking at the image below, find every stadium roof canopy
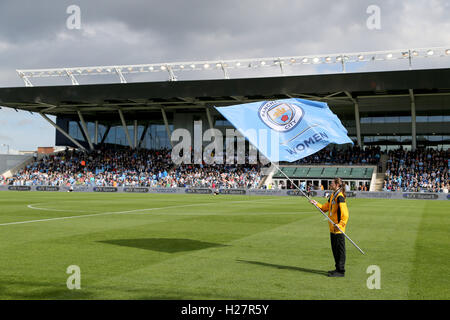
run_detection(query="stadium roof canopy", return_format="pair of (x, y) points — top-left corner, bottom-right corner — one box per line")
(0, 68), (450, 122)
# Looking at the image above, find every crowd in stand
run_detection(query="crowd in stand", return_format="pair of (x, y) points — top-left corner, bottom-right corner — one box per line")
(0, 147), (262, 189)
(1, 145), (448, 193)
(383, 147), (449, 193)
(162, 163), (262, 189)
(288, 145), (382, 166)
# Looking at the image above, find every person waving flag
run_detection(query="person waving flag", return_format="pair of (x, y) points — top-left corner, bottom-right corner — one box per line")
(215, 98), (365, 256)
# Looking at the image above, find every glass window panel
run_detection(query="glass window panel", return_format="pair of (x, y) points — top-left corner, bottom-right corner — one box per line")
(399, 116), (411, 122)
(428, 116), (443, 122)
(416, 116), (427, 122)
(371, 117), (385, 123)
(68, 121), (78, 138)
(384, 116), (398, 122)
(87, 122), (95, 142)
(97, 124), (107, 143)
(428, 135), (443, 141)
(387, 135), (401, 142)
(401, 136), (412, 142)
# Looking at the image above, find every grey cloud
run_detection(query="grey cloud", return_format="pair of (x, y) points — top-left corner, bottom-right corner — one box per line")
(0, 0), (449, 149)
(0, 0), (448, 77)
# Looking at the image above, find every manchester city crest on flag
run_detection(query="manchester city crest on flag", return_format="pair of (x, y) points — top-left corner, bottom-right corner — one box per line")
(215, 98), (353, 163)
(258, 100), (304, 132)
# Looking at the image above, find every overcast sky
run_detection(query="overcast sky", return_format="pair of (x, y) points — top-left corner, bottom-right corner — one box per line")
(0, 0), (449, 152)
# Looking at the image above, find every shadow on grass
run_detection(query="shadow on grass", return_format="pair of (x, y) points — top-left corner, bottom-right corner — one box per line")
(98, 238), (228, 253)
(237, 259), (329, 277)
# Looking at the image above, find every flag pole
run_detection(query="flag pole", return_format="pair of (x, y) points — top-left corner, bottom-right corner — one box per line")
(272, 162), (365, 255)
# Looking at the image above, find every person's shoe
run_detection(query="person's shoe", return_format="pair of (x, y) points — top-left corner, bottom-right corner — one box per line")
(328, 270), (337, 274)
(328, 270), (345, 277)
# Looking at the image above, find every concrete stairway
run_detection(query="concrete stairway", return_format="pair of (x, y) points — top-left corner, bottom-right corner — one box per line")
(0, 155), (34, 178)
(372, 154), (389, 191)
(259, 164), (278, 188)
(372, 173), (386, 191)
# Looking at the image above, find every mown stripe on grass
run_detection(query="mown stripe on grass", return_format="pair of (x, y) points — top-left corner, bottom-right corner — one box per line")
(408, 200), (450, 299)
(84, 211), (316, 299)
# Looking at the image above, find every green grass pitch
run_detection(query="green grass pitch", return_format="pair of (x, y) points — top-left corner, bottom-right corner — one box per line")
(0, 191), (448, 300)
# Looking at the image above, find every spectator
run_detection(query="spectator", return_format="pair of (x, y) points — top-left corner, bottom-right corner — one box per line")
(4, 144), (447, 193)
(4, 147), (262, 189)
(384, 147), (449, 193)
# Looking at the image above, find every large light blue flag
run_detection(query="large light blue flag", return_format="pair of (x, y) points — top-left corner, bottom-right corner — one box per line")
(215, 98), (353, 162)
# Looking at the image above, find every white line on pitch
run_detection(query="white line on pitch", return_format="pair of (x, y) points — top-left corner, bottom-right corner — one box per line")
(27, 203), (99, 213)
(0, 198), (281, 227)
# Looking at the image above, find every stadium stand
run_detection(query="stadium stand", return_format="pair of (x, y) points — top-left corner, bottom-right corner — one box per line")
(383, 147), (449, 193)
(0, 147), (262, 189)
(288, 145), (382, 166)
(1, 66), (448, 194)
(0, 145), (447, 193)
(273, 166), (374, 180)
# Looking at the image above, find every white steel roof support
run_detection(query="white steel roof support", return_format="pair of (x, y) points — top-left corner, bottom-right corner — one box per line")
(409, 89), (417, 151)
(65, 69), (79, 85)
(220, 62), (230, 79)
(205, 107), (214, 130)
(166, 65), (177, 81)
(118, 109), (134, 148)
(15, 46), (450, 86)
(115, 67), (127, 83)
(39, 112), (87, 152)
(160, 107), (173, 147)
(94, 121), (99, 145)
(345, 91), (362, 147)
(138, 124), (149, 149)
(16, 71), (33, 87)
(77, 110), (94, 151)
(133, 120), (138, 149)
